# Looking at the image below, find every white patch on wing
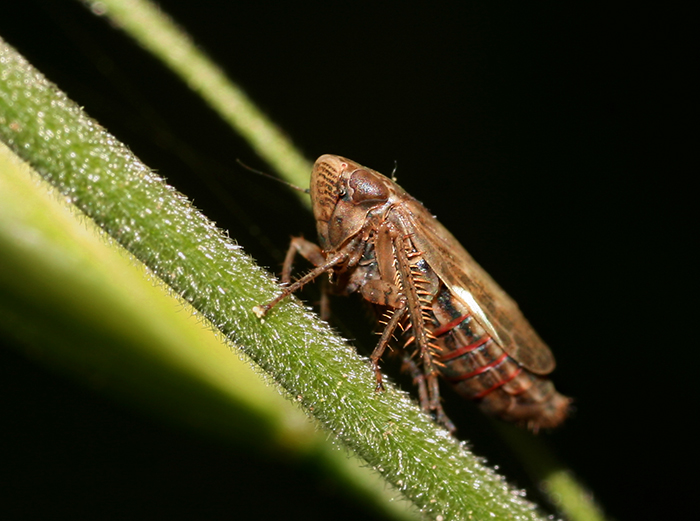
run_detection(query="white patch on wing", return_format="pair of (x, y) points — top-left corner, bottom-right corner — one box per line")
(451, 286), (502, 345)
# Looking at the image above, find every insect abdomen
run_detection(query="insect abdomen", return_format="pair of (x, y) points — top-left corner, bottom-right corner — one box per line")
(431, 287), (570, 430)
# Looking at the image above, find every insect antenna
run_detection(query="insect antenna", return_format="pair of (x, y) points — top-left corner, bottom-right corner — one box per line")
(390, 159), (399, 182)
(235, 159), (310, 194)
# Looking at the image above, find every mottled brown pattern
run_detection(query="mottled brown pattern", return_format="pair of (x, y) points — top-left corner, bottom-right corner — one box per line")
(256, 154), (570, 432)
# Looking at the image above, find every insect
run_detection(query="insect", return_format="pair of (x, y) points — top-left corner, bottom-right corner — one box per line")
(254, 154), (570, 432)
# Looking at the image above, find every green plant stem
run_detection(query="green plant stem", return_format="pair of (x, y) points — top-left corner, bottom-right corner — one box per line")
(0, 137), (417, 521)
(81, 2), (609, 519)
(83, 0), (312, 201)
(496, 424), (607, 521)
(1, 37), (555, 521)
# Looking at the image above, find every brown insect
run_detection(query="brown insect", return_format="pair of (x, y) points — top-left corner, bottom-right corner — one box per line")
(254, 154), (570, 432)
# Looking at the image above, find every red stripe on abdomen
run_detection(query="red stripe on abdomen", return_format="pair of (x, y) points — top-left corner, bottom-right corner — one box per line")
(437, 336), (490, 362)
(473, 367), (523, 399)
(431, 312), (470, 337)
(447, 352), (508, 383)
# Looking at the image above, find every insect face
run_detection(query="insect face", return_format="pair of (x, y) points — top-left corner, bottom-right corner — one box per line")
(311, 154), (392, 251)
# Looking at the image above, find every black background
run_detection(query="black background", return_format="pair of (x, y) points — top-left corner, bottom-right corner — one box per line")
(1, 2), (693, 520)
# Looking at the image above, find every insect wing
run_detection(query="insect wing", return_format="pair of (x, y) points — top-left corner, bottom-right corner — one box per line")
(394, 190), (556, 375)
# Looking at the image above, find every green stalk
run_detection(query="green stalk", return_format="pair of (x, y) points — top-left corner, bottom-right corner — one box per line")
(1, 38), (551, 521)
(0, 136), (417, 521)
(82, 0), (312, 201)
(80, 2), (607, 519)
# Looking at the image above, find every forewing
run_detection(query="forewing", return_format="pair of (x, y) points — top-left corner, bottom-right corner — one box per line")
(394, 193), (556, 375)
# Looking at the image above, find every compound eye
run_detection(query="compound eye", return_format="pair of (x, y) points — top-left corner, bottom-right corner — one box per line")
(348, 169), (389, 203)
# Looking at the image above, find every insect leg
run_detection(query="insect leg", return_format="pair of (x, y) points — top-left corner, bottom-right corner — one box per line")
(280, 236), (335, 320)
(391, 233), (446, 422)
(318, 277), (331, 321)
(400, 354), (429, 411)
(253, 249), (348, 318)
(370, 304), (408, 391)
(401, 354), (456, 433)
(282, 236), (326, 284)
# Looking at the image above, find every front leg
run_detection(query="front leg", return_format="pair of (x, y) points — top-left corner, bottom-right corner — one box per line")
(282, 236), (326, 283)
(253, 243), (347, 318)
